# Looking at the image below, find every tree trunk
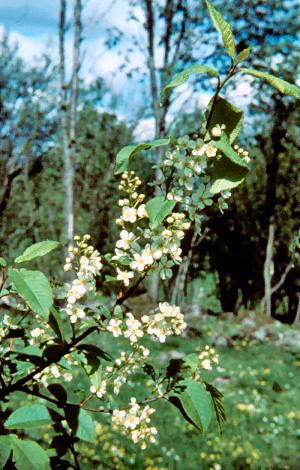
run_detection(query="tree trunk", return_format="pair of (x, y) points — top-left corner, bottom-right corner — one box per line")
(59, 0), (81, 245)
(261, 218), (275, 316)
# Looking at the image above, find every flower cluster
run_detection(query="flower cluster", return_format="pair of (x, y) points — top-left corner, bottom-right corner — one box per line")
(90, 345), (150, 397)
(233, 143), (250, 164)
(142, 302), (187, 342)
(198, 345), (219, 371)
(106, 303), (186, 346)
(116, 171), (147, 226)
(90, 380), (107, 399)
(112, 397), (157, 449)
(64, 235), (102, 323)
(33, 364), (72, 387)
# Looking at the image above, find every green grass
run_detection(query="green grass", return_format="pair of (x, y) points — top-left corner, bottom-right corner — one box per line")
(5, 313), (299, 470)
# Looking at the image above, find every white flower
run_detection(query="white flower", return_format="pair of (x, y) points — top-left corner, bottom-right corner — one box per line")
(153, 249), (163, 260)
(122, 206), (137, 223)
(162, 229), (172, 239)
(205, 143), (217, 158)
(112, 248), (124, 260)
(211, 125), (222, 137)
(124, 313), (144, 343)
(137, 204), (147, 218)
(64, 372), (72, 382)
(31, 328), (42, 338)
(107, 318), (122, 337)
(116, 268), (134, 286)
(124, 413), (140, 430)
(116, 230), (134, 250)
(130, 253), (146, 272)
(141, 245), (154, 265)
(50, 365), (60, 378)
(201, 359), (212, 370)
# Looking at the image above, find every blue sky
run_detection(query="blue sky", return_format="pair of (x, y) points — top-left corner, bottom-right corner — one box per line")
(0, 1), (257, 138)
(0, 0), (59, 36)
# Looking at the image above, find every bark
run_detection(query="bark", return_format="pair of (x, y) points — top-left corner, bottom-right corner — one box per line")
(59, 0), (81, 245)
(261, 218), (275, 316)
(0, 168), (22, 217)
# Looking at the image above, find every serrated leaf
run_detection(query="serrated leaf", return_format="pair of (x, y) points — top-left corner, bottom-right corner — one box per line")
(160, 64), (219, 100)
(15, 241), (61, 264)
(205, 0), (235, 59)
(214, 137), (248, 168)
(234, 47), (252, 65)
(241, 68), (300, 99)
(5, 405), (51, 429)
(8, 268), (52, 319)
(169, 379), (213, 433)
(10, 435), (50, 470)
(76, 409), (96, 443)
(204, 96), (243, 143)
(204, 382), (226, 428)
(210, 156), (248, 194)
(146, 196), (176, 229)
(115, 138), (170, 174)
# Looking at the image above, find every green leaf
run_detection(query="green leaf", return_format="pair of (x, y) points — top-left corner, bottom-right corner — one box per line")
(77, 344), (112, 361)
(146, 196), (176, 229)
(115, 138), (170, 174)
(47, 384), (68, 403)
(0, 256), (7, 267)
(160, 64), (219, 100)
(234, 47), (252, 65)
(5, 405), (51, 430)
(64, 404), (80, 435)
(205, 0), (235, 59)
(240, 68), (300, 99)
(48, 307), (64, 342)
(210, 156), (248, 194)
(76, 409), (97, 443)
(204, 96), (243, 143)
(10, 435), (50, 470)
(214, 137), (248, 168)
(183, 353), (200, 372)
(0, 436), (12, 468)
(204, 382), (226, 428)
(90, 366), (103, 390)
(15, 241), (61, 264)
(169, 379), (213, 433)
(8, 268), (52, 319)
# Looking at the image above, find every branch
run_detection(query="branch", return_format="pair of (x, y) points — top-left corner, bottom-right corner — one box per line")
(169, 0), (188, 72)
(0, 326), (99, 401)
(271, 262), (293, 295)
(115, 272), (148, 307)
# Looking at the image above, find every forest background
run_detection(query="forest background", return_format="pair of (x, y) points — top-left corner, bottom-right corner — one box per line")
(0, 0), (299, 320)
(0, 1), (300, 469)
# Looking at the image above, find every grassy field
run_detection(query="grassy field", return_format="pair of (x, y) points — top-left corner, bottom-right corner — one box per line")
(74, 313), (300, 470)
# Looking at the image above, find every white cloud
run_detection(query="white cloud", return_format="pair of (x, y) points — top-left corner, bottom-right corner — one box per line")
(133, 117), (155, 140)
